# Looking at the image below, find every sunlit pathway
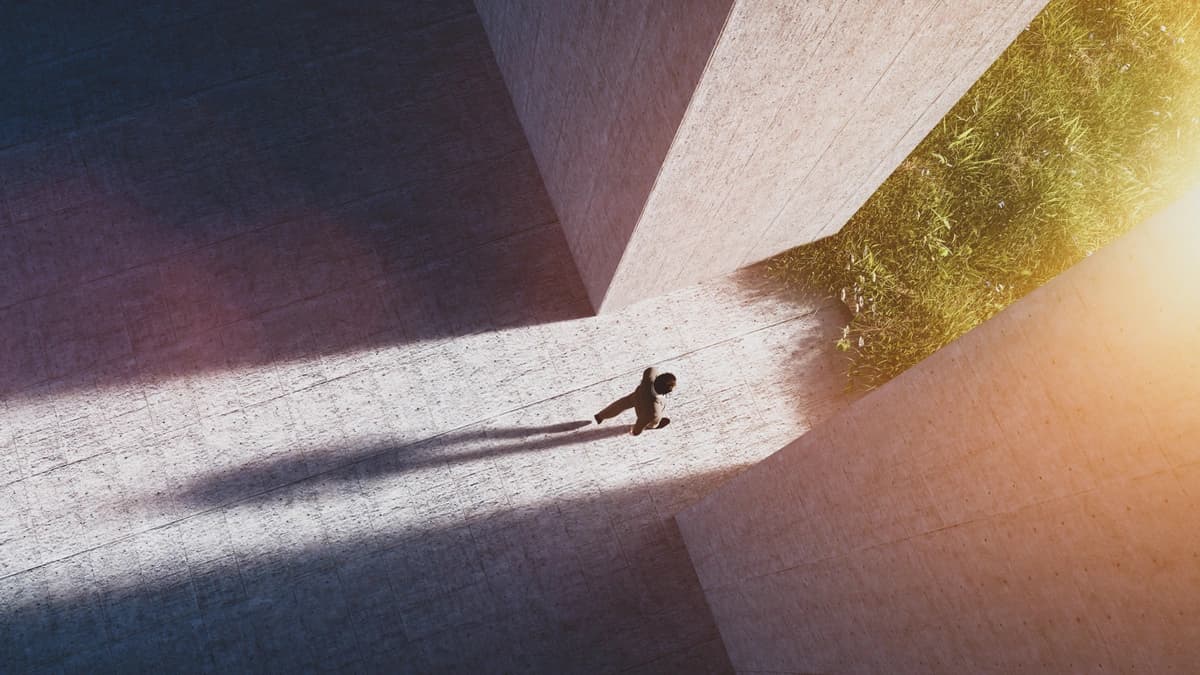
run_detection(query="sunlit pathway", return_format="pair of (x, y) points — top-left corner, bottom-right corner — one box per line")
(2, 273), (852, 673)
(0, 1), (855, 672)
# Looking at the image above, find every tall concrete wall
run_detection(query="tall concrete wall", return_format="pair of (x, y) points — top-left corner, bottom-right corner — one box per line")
(608, 0), (1050, 310)
(472, 0), (733, 311)
(677, 189), (1200, 673)
(475, 0), (1049, 312)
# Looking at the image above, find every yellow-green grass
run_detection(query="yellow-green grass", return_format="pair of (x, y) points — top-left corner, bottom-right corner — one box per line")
(769, 0), (1200, 389)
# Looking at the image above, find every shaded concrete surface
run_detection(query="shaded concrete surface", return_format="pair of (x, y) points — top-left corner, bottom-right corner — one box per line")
(0, 0), (581, 398)
(0, 2), (856, 672)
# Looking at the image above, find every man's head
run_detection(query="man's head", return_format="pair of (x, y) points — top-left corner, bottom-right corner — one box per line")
(653, 372), (677, 395)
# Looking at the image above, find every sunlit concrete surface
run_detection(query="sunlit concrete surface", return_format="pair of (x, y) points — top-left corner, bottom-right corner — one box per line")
(679, 189), (1200, 673)
(0, 1), (855, 671)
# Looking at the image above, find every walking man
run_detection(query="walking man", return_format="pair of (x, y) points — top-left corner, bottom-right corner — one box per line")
(595, 367), (676, 435)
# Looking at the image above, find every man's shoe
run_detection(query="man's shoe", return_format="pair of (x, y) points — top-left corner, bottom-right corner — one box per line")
(657, 417), (671, 429)
(594, 414), (603, 425)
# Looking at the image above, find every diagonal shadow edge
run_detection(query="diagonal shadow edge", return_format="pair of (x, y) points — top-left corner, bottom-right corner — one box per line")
(2, 465), (744, 673)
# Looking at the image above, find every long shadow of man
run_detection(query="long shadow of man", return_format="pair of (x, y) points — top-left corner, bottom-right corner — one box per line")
(171, 419), (626, 507)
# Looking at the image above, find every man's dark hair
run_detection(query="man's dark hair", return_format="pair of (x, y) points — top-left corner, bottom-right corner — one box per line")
(653, 373), (677, 395)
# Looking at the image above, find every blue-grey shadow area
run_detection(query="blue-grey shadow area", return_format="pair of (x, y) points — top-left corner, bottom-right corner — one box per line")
(0, 0), (591, 400)
(172, 421), (630, 508)
(2, 467), (739, 674)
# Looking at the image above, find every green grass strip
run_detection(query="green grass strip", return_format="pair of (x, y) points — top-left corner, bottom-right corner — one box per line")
(770, 0), (1200, 389)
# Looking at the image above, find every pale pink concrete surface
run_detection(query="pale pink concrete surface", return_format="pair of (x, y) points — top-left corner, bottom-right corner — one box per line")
(0, 2), (857, 670)
(474, 0), (1049, 312)
(678, 189), (1200, 674)
(473, 0), (733, 312)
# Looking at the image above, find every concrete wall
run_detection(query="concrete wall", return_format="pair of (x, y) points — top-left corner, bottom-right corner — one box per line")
(472, 0), (733, 311)
(606, 0), (1050, 310)
(475, 0), (1049, 312)
(677, 189), (1200, 673)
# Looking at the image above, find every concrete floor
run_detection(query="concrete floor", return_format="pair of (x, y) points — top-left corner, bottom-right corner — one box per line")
(0, 2), (855, 672)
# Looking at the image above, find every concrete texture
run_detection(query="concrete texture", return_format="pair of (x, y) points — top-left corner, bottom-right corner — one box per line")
(677, 189), (1200, 674)
(473, 0), (733, 312)
(475, 0), (1050, 312)
(611, 0), (1052, 311)
(0, 2), (855, 672)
